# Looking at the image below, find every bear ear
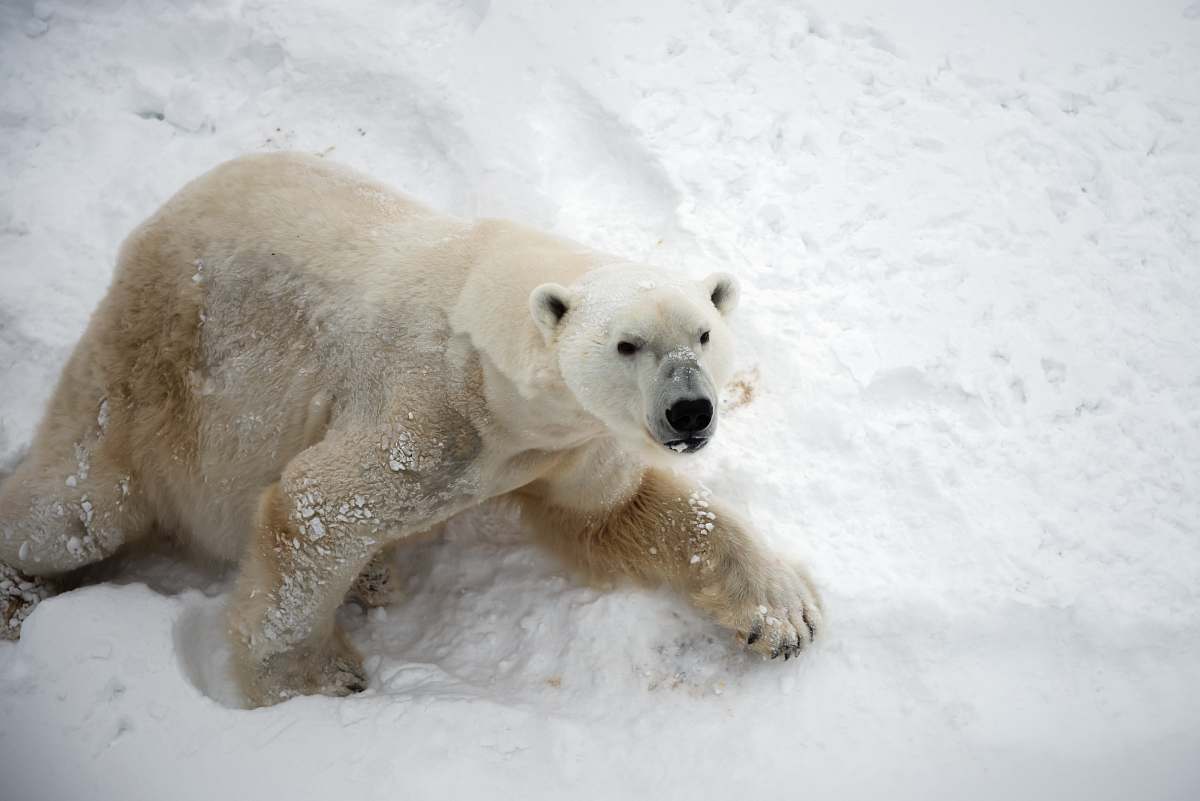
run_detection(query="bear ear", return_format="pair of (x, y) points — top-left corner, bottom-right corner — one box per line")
(703, 272), (740, 316)
(529, 283), (574, 341)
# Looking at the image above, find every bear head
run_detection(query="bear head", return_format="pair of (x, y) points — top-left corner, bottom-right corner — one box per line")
(529, 265), (739, 461)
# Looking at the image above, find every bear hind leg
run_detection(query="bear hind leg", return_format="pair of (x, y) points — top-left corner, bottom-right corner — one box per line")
(0, 420), (152, 639)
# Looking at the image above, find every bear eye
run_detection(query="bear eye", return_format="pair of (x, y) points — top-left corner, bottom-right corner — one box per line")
(700, 331), (710, 345)
(617, 341), (639, 356)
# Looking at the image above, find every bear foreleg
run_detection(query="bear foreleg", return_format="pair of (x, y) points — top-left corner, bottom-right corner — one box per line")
(517, 468), (822, 660)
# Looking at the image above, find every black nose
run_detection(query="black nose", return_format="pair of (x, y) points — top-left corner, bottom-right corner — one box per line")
(666, 398), (713, 434)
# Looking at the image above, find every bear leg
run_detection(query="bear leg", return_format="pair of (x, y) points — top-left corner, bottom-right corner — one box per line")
(227, 406), (482, 706)
(0, 398), (152, 638)
(0, 421), (151, 569)
(516, 468), (823, 661)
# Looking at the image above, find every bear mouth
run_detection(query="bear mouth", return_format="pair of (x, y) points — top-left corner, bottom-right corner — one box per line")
(663, 437), (709, 454)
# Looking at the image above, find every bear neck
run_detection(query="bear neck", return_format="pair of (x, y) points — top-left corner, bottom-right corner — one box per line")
(451, 220), (600, 402)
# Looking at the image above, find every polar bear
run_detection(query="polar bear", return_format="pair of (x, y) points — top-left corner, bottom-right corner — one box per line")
(0, 153), (821, 706)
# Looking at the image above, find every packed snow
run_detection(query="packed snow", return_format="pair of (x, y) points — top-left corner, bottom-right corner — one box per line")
(2, 0), (1199, 799)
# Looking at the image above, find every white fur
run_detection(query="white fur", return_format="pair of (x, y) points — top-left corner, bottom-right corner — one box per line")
(0, 153), (819, 704)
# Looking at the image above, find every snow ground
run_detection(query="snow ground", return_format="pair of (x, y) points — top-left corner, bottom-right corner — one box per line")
(1, 0), (1199, 799)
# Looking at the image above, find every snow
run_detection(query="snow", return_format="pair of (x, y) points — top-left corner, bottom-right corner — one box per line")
(1, 0), (1199, 799)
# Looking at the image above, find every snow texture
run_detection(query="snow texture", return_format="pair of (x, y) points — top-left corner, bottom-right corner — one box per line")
(2, 0), (1199, 799)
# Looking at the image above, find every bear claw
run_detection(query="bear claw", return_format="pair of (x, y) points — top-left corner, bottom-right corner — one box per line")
(727, 561), (822, 662)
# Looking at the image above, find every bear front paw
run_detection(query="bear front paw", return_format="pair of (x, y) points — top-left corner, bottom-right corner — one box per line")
(0, 563), (57, 641)
(238, 630), (369, 707)
(699, 559), (822, 661)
